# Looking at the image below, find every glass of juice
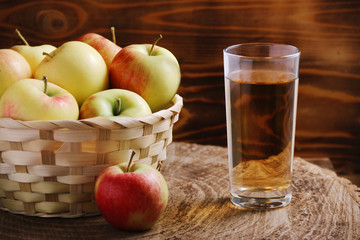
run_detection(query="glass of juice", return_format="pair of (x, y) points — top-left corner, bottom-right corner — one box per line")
(223, 43), (300, 209)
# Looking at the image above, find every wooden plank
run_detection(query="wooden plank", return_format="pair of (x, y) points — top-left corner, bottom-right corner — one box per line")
(0, 0), (358, 176)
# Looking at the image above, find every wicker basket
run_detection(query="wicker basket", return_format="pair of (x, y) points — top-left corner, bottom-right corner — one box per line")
(0, 94), (183, 218)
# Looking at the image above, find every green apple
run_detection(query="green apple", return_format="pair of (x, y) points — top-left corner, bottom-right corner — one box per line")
(79, 89), (152, 119)
(11, 29), (56, 75)
(0, 77), (79, 121)
(34, 41), (108, 105)
(109, 35), (181, 112)
(0, 49), (32, 98)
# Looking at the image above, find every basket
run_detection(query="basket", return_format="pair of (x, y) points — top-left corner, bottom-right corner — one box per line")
(0, 94), (183, 218)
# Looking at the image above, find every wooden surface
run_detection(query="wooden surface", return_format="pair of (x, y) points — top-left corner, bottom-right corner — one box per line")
(0, 142), (358, 240)
(0, 0), (359, 179)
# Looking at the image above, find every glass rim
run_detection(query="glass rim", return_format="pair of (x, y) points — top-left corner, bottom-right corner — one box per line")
(223, 43), (300, 60)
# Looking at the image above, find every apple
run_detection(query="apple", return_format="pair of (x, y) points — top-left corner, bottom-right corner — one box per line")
(79, 88), (152, 119)
(0, 77), (79, 121)
(34, 41), (108, 105)
(77, 27), (122, 68)
(0, 49), (32, 98)
(109, 35), (181, 112)
(11, 29), (56, 75)
(95, 154), (169, 231)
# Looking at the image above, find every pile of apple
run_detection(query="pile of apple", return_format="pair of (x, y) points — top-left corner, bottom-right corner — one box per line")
(0, 29), (180, 231)
(0, 28), (181, 121)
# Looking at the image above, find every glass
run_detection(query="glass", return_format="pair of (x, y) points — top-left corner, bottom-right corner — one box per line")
(223, 43), (300, 209)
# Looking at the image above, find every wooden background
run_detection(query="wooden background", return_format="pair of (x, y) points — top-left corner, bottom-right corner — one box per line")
(0, 0), (359, 184)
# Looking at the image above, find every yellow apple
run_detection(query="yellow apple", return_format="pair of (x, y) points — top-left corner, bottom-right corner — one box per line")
(11, 29), (56, 76)
(34, 41), (109, 105)
(0, 77), (79, 121)
(12, 44), (56, 75)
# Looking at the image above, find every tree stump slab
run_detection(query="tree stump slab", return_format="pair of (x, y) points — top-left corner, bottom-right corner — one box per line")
(0, 142), (359, 239)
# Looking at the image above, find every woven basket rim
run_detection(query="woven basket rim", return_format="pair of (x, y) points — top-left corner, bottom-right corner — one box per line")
(0, 94), (183, 130)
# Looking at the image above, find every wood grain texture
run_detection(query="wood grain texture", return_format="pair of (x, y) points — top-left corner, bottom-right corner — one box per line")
(0, 0), (359, 176)
(0, 142), (358, 239)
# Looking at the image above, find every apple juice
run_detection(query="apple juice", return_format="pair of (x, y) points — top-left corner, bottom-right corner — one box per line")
(225, 70), (298, 196)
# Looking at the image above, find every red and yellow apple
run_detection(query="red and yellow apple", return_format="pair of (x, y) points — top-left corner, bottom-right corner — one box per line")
(34, 41), (108, 105)
(0, 77), (79, 121)
(77, 27), (122, 68)
(0, 49), (32, 98)
(95, 160), (169, 231)
(109, 36), (181, 112)
(80, 88), (152, 119)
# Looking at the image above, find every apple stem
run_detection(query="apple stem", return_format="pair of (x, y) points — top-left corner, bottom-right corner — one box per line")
(42, 76), (48, 94)
(42, 52), (53, 58)
(149, 34), (163, 56)
(126, 151), (136, 172)
(156, 161), (163, 171)
(111, 26), (116, 44)
(115, 97), (121, 115)
(15, 29), (30, 46)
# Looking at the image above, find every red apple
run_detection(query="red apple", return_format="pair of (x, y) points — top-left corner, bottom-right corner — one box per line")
(109, 35), (181, 112)
(95, 156), (168, 231)
(77, 27), (122, 68)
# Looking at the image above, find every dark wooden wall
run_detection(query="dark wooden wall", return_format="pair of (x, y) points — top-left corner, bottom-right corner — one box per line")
(0, 0), (359, 180)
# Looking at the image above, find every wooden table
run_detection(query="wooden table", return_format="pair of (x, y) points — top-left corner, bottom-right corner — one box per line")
(0, 142), (359, 239)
